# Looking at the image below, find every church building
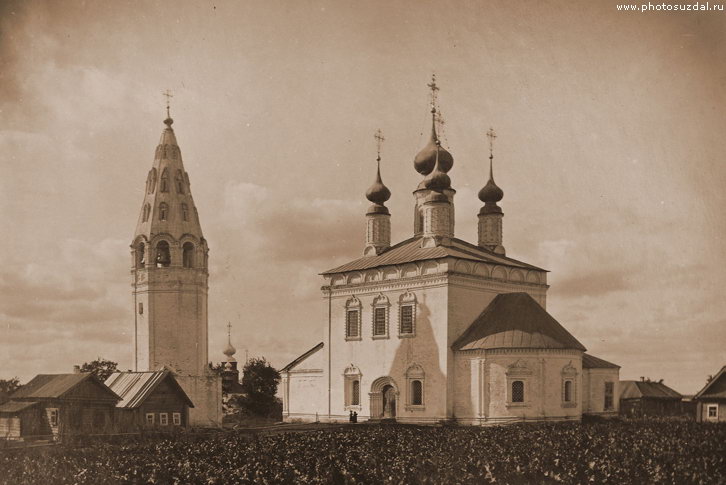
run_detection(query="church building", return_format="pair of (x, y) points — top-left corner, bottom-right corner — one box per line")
(281, 80), (620, 424)
(130, 108), (222, 426)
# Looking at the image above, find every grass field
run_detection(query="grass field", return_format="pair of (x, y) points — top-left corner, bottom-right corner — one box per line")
(1, 420), (724, 484)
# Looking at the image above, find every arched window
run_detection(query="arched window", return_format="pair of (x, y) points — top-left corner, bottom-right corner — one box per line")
(160, 168), (169, 193)
(352, 380), (360, 406)
(176, 170), (185, 194)
(398, 291), (417, 337)
(512, 381), (524, 403)
(136, 243), (145, 268)
(371, 294), (390, 339)
(147, 168), (157, 194)
(155, 241), (171, 267)
(142, 203), (150, 222)
(159, 203), (168, 221)
(564, 380), (573, 403)
(181, 203), (189, 221)
(411, 380), (423, 406)
(182, 242), (194, 268)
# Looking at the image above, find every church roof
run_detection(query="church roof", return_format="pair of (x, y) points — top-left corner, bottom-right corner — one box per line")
(452, 292), (586, 352)
(105, 370), (194, 409)
(620, 380), (682, 400)
(582, 353), (620, 369)
(322, 237), (545, 275)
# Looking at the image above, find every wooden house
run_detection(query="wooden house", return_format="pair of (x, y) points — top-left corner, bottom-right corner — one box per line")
(694, 365), (726, 422)
(2, 373), (120, 440)
(619, 379), (683, 417)
(105, 370), (194, 429)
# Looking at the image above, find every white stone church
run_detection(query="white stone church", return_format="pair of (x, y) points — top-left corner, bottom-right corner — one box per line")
(281, 89), (621, 425)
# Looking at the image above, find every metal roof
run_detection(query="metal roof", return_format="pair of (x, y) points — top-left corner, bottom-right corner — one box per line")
(452, 292), (586, 352)
(322, 237), (545, 275)
(105, 370), (194, 409)
(11, 374), (119, 402)
(0, 401), (39, 414)
(282, 342), (324, 372)
(619, 380), (682, 400)
(582, 353), (620, 369)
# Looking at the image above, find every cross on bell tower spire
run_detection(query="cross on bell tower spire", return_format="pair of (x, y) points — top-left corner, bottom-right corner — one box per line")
(162, 89), (174, 126)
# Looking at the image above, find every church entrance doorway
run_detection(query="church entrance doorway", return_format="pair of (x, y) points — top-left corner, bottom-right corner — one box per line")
(382, 385), (396, 419)
(370, 377), (399, 420)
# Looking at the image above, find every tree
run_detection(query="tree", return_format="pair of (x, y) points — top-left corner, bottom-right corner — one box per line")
(236, 357), (281, 418)
(0, 377), (21, 404)
(79, 358), (118, 381)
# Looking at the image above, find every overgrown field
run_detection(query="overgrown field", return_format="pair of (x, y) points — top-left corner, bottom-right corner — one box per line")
(1, 421), (724, 484)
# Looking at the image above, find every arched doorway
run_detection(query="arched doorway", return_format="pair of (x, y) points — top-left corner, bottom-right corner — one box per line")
(382, 385), (396, 419)
(370, 377), (399, 420)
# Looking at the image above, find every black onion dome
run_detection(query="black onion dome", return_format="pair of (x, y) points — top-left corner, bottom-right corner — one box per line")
(423, 147), (451, 192)
(414, 119), (454, 175)
(366, 164), (391, 205)
(478, 178), (503, 203)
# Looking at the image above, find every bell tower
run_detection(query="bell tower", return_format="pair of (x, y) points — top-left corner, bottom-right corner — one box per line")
(131, 104), (209, 376)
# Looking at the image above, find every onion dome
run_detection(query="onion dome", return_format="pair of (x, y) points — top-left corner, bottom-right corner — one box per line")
(422, 143), (452, 192)
(478, 156), (503, 214)
(414, 109), (454, 175)
(366, 159), (391, 205)
(223, 340), (237, 361)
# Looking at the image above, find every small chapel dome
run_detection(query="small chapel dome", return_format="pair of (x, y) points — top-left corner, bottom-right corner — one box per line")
(365, 161), (391, 205)
(478, 177), (504, 204)
(223, 341), (237, 360)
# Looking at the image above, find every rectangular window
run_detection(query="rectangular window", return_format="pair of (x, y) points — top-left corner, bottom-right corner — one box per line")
(172, 412), (181, 425)
(512, 380), (525, 403)
(49, 408), (59, 427)
(346, 310), (359, 338)
(159, 413), (169, 426)
(604, 382), (614, 410)
(352, 380), (360, 406)
(708, 405), (718, 419)
(373, 307), (387, 336)
(411, 380), (423, 406)
(400, 305), (414, 334)
(564, 380), (573, 402)
(146, 413), (155, 425)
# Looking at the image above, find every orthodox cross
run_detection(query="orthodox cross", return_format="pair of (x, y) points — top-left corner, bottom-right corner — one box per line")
(162, 89), (174, 118)
(486, 127), (497, 160)
(427, 73), (439, 111)
(227, 322), (232, 340)
(374, 129), (385, 162)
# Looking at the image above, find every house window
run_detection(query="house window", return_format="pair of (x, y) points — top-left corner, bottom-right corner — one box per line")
(707, 405), (718, 419)
(146, 413), (155, 425)
(49, 408), (59, 427)
(511, 380), (525, 403)
(344, 296), (362, 340)
(351, 380), (360, 406)
(182, 242), (194, 268)
(398, 291), (417, 337)
(159, 413), (168, 426)
(346, 310), (360, 338)
(604, 382), (614, 410)
(561, 362), (578, 408)
(564, 380), (573, 402)
(371, 294), (390, 338)
(343, 364), (362, 409)
(159, 202), (168, 221)
(405, 363), (425, 409)
(411, 380), (423, 406)
(173, 412), (181, 425)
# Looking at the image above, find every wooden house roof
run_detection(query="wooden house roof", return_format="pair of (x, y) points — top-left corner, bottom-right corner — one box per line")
(11, 373), (120, 403)
(0, 401), (39, 414)
(105, 370), (194, 409)
(694, 365), (726, 400)
(619, 380), (682, 400)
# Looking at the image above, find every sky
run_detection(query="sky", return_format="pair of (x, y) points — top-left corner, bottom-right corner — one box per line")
(1, 0), (724, 394)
